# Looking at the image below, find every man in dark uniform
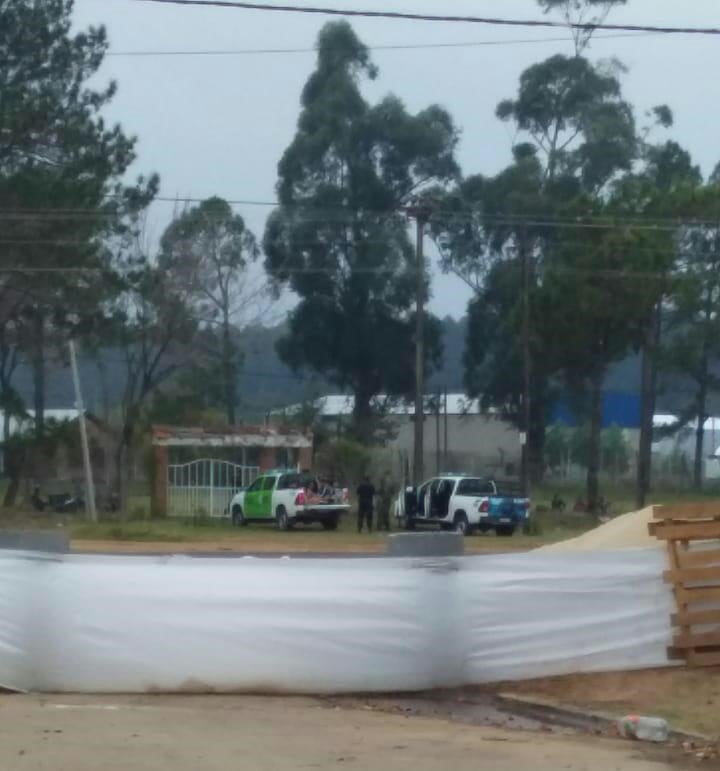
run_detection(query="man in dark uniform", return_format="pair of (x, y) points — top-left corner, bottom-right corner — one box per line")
(356, 475), (376, 533)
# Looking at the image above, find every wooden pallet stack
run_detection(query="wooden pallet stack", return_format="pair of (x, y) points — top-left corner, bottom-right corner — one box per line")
(650, 502), (720, 667)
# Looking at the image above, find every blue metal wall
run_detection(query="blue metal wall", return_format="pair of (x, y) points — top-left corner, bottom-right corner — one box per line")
(550, 391), (641, 429)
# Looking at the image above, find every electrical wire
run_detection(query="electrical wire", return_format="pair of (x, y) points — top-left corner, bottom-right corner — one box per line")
(106, 31), (657, 57)
(3, 201), (720, 232)
(133, 0), (720, 36)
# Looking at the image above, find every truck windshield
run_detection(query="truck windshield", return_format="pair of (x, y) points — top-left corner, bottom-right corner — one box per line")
(456, 478), (494, 496)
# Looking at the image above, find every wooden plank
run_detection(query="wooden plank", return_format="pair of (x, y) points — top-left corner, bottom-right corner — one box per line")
(672, 609), (720, 627)
(654, 502), (720, 520)
(652, 521), (720, 541)
(666, 646), (688, 662)
(667, 538), (690, 661)
(677, 586), (720, 604)
(664, 566), (720, 584)
(650, 519), (720, 536)
(677, 548), (720, 568)
(687, 649), (720, 668)
(672, 631), (720, 649)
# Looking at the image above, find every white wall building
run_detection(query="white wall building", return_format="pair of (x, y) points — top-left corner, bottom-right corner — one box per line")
(276, 393), (522, 478)
(653, 414), (720, 482)
(0, 409), (81, 439)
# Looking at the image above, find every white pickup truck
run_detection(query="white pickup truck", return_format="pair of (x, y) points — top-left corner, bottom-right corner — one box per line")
(396, 475), (530, 536)
(229, 470), (350, 531)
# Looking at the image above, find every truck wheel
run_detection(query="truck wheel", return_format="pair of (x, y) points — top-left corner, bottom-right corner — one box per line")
(497, 525), (516, 537)
(276, 506), (290, 531)
(232, 505), (246, 527)
(454, 512), (471, 536)
(322, 517), (339, 531)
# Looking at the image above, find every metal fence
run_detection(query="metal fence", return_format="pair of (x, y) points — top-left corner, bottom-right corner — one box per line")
(167, 459), (259, 518)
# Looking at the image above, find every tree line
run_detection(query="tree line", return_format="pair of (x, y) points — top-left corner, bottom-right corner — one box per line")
(1, 0), (719, 513)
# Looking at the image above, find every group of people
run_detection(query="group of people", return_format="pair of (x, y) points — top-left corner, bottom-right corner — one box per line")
(355, 472), (394, 533)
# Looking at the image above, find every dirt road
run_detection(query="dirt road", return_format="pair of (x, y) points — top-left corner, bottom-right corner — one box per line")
(0, 694), (687, 771)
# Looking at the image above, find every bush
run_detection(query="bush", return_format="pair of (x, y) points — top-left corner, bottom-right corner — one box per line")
(129, 505), (149, 521)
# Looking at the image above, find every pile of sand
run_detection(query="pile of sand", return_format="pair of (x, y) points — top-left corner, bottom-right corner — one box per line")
(538, 507), (660, 552)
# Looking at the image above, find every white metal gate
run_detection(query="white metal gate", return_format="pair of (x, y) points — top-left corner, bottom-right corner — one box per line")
(167, 459), (259, 518)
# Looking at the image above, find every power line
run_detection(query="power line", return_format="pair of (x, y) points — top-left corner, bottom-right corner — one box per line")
(0, 267), (103, 273)
(5, 200), (720, 230)
(106, 31), (656, 57)
(134, 0), (720, 36)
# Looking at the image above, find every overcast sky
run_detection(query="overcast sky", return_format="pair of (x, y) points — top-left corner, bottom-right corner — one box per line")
(73, 0), (720, 319)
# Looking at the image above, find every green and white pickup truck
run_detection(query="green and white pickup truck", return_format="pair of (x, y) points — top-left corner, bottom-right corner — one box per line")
(229, 470), (350, 531)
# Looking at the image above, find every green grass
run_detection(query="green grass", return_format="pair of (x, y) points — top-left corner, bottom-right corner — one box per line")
(533, 480), (720, 516)
(71, 517), (390, 552)
(65, 507), (599, 554)
(7, 482), (720, 553)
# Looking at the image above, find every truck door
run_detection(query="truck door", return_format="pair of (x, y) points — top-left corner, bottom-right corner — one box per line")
(418, 480), (434, 519)
(244, 476), (265, 519)
(260, 475), (277, 518)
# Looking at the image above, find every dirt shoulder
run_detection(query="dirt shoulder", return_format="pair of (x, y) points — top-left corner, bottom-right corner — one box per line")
(71, 537), (386, 554)
(0, 693), (692, 771)
(70, 532), (541, 555)
(494, 668), (720, 739)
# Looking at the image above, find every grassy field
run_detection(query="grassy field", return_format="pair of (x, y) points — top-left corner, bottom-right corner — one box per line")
(3, 481), (720, 554)
(67, 508), (595, 554)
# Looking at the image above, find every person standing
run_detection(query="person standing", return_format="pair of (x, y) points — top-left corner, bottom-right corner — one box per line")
(377, 472), (393, 532)
(356, 475), (376, 533)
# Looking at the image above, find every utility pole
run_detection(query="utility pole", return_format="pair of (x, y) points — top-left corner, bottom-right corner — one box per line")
(407, 202), (431, 485)
(444, 388), (449, 472)
(637, 301), (662, 508)
(435, 392), (441, 474)
(69, 340), (97, 522)
(520, 227), (531, 498)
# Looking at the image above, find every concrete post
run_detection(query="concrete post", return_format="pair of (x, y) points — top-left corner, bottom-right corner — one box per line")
(152, 445), (168, 517)
(259, 447), (275, 473)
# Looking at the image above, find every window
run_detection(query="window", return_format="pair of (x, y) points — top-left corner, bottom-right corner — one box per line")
(262, 476), (277, 491)
(246, 477), (264, 493)
(456, 478), (495, 496)
(278, 474), (307, 490)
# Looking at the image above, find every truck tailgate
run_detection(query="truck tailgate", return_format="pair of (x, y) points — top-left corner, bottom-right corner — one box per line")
(487, 496), (529, 520)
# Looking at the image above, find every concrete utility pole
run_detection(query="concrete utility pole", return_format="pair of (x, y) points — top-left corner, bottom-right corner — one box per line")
(520, 227), (531, 498)
(443, 388), (449, 472)
(69, 340), (97, 522)
(435, 392), (441, 475)
(636, 301), (661, 508)
(407, 202), (431, 485)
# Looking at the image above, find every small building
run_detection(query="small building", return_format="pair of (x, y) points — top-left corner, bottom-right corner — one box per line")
(274, 394), (522, 478)
(652, 415), (720, 483)
(151, 424), (314, 518)
(0, 409), (120, 505)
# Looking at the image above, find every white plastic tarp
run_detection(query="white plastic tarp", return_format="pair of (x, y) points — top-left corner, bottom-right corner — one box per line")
(0, 548), (674, 693)
(0, 552), (30, 691)
(459, 550), (675, 683)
